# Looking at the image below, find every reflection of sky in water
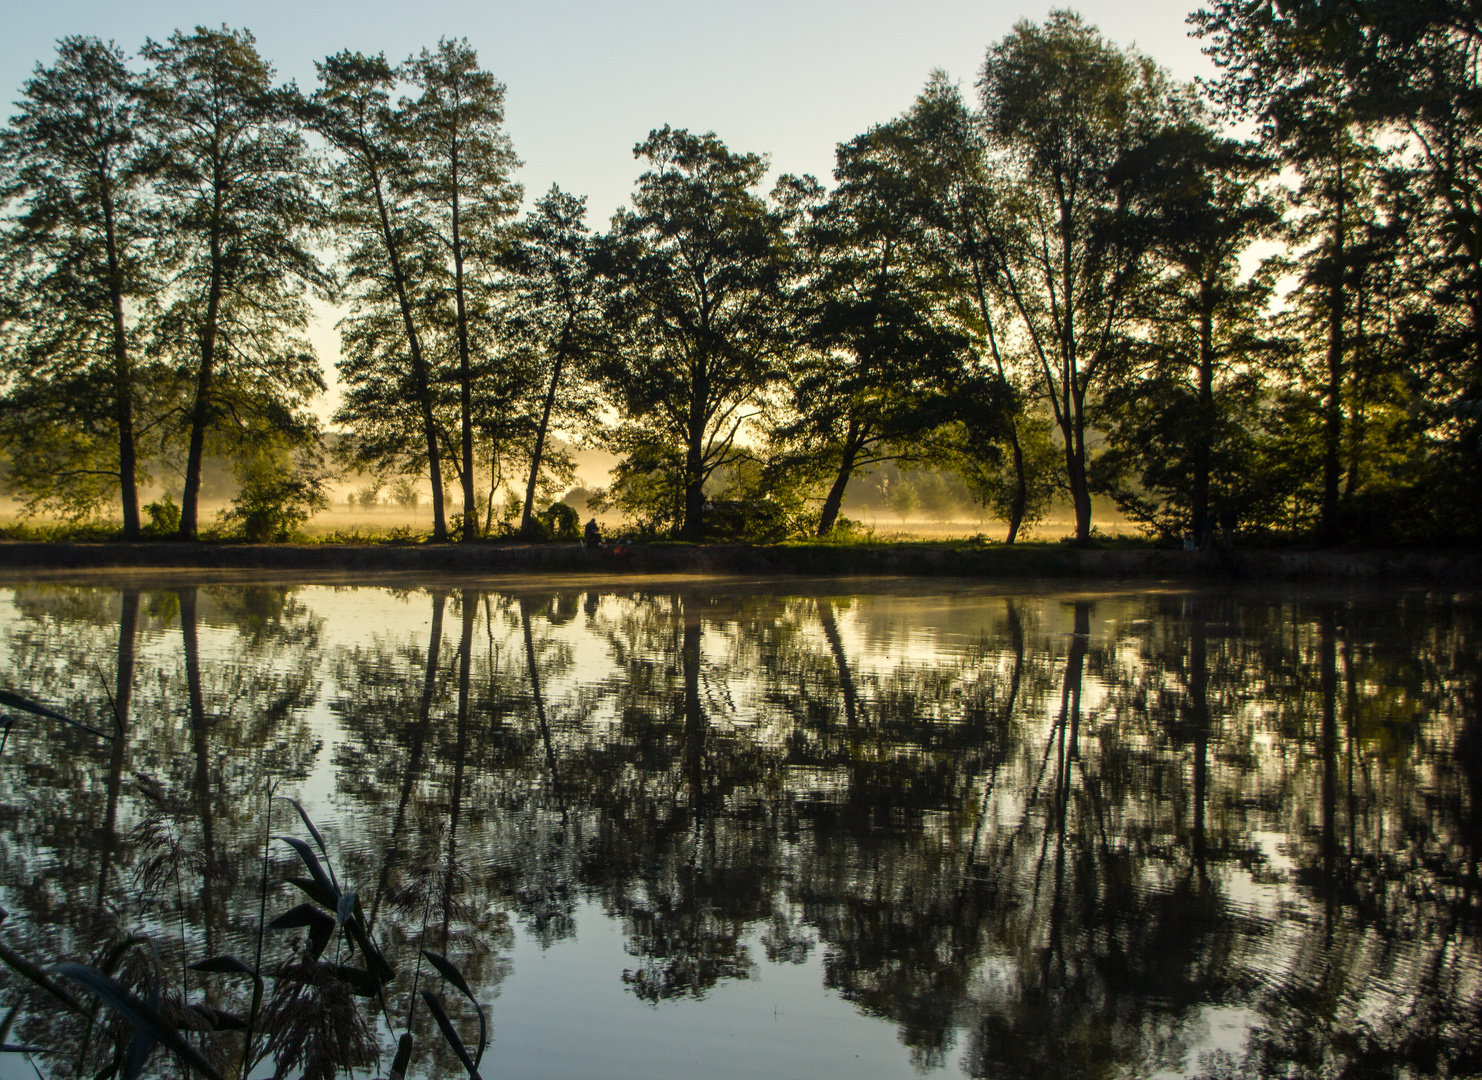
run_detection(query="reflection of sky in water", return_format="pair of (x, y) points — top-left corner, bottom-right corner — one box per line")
(0, 579), (1477, 1079)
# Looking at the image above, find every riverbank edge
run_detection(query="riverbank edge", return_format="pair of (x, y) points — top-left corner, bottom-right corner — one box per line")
(0, 540), (1477, 581)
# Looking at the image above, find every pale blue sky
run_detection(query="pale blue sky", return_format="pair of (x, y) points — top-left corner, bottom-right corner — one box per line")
(3, 0), (1214, 220)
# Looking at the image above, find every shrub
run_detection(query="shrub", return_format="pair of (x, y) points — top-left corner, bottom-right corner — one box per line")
(142, 495), (181, 537)
(537, 501), (580, 540)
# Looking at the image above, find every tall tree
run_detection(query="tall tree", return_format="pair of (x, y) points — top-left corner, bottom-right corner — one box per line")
(142, 26), (327, 539)
(976, 12), (1175, 543)
(907, 72), (1041, 543)
(312, 50), (450, 541)
(782, 119), (970, 537)
(1345, 0), (1482, 535)
(1195, 0), (1380, 545)
(1094, 125), (1283, 538)
(0, 38), (155, 536)
(403, 38), (521, 542)
(595, 126), (797, 540)
(505, 185), (599, 536)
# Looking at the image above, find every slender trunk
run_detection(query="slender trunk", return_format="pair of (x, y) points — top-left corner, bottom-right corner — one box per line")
(522, 598), (562, 791)
(1005, 430), (1027, 544)
(181, 587), (217, 958)
(1004, 601), (1024, 720)
(681, 597), (705, 817)
(816, 417), (862, 537)
(180, 206), (225, 540)
(1065, 602), (1089, 765)
(443, 591), (475, 945)
(817, 599), (859, 729)
(679, 357), (708, 541)
(96, 588), (138, 905)
(1064, 407), (1092, 545)
(962, 219), (1029, 544)
(370, 162), (447, 540)
(1319, 606), (1338, 931)
(1060, 194), (1092, 545)
(521, 342), (568, 535)
(369, 590), (444, 931)
(1188, 600), (1209, 872)
(451, 144), (478, 542)
(1192, 283), (1215, 539)
(1321, 159), (1346, 547)
(100, 185), (140, 539)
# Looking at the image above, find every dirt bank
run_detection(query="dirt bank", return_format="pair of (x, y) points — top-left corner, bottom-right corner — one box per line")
(0, 540), (1477, 582)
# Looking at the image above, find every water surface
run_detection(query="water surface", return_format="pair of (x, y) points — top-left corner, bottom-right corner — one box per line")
(0, 576), (1477, 1079)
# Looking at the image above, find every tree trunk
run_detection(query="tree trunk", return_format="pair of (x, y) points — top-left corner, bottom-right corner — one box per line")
(181, 587), (217, 957)
(961, 220), (1028, 545)
(678, 360), (708, 541)
(101, 186), (140, 540)
(451, 144), (478, 542)
(96, 588), (137, 904)
(818, 598), (859, 729)
(522, 597), (562, 789)
(816, 417), (862, 536)
(180, 225), (224, 540)
(441, 591), (475, 946)
(1188, 598), (1209, 871)
(370, 164), (447, 540)
(1319, 606), (1338, 922)
(682, 597), (706, 817)
(1064, 409), (1093, 544)
(1321, 161), (1346, 547)
(1005, 425), (1027, 544)
(1192, 284), (1215, 541)
(521, 346), (567, 535)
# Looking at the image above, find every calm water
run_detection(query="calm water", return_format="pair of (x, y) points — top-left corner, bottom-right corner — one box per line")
(0, 576), (1478, 1079)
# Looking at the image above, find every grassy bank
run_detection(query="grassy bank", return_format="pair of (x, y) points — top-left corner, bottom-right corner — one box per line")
(0, 537), (1477, 582)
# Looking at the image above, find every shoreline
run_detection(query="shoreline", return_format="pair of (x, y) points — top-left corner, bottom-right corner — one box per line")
(0, 540), (1477, 582)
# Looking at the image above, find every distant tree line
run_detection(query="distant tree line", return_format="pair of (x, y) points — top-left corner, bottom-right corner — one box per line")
(1, 8), (1478, 545)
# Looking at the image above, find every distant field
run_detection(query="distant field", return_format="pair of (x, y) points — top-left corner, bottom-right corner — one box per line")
(0, 495), (1142, 541)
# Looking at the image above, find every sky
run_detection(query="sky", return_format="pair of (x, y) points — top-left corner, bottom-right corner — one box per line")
(0, 0), (1217, 422)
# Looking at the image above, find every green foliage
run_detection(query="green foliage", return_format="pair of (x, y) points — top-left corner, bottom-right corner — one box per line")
(593, 126), (798, 540)
(944, 413), (1062, 540)
(216, 450), (331, 542)
(143, 26), (329, 538)
(588, 429), (686, 537)
(536, 501), (580, 540)
(143, 495), (181, 538)
(0, 37), (159, 535)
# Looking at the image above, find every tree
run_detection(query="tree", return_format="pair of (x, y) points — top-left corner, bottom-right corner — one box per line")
(976, 11), (1176, 543)
(594, 127), (797, 540)
(1093, 125), (1283, 538)
(402, 38), (521, 542)
(1195, 0), (1384, 545)
(781, 119), (970, 536)
(505, 186), (600, 537)
(907, 72), (1040, 543)
(1337, 0), (1482, 540)
(312, 50), (450, 541)
(0, 37), (156, 536)
(142, 26), (328, 539)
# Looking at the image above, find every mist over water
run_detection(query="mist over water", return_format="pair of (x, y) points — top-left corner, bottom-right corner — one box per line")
(0, 577), (1477, 1078)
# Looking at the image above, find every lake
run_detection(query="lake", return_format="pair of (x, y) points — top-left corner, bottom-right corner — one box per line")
(0, 575), (1477, 1079)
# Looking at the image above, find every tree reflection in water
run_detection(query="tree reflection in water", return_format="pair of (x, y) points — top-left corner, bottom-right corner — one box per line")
(0, 580), (1477, 1078)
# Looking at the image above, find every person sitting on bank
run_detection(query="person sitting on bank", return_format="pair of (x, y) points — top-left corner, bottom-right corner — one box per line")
(584, 518), (601, 548)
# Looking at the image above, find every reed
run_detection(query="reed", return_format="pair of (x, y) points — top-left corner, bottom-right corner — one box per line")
(0, 686), (493, 1080)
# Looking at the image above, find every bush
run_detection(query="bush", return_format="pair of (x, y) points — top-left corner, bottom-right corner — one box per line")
(142, 495), (181, 537)
(537, 501), (580, 540)
(218, 453), (331, 542)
